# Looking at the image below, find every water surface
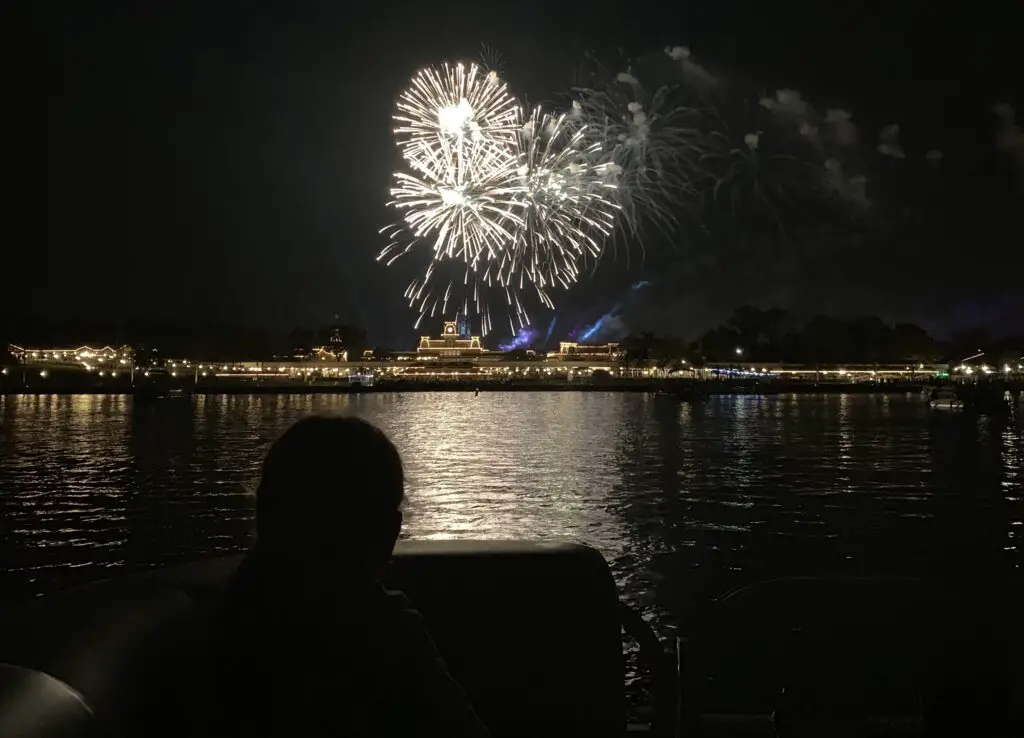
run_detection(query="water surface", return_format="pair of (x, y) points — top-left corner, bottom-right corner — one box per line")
(1, 392), (1021, 636)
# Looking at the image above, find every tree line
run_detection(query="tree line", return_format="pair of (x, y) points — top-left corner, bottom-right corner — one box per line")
(621, 306), (1023, 366)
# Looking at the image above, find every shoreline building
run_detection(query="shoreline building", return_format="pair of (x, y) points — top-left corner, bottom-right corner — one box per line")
(551, 341), (623, 361)
(309, 326), (348, 362)
(416, 321), (488, 358)
(7, 344), (132, 369)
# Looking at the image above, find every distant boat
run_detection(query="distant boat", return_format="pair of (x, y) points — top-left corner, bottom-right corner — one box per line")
(928, 388), (963, 411)
(134, 387), (191, 402)
(348, 373), (375, 388)
(654, 387), (702, 402)
(134, 367), (192, 401)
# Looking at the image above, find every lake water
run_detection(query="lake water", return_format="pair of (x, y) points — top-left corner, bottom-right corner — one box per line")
(1, 392), (1021, 638)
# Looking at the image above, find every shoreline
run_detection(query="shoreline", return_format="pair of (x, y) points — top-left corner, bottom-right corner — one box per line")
(1, 380), (936, 396)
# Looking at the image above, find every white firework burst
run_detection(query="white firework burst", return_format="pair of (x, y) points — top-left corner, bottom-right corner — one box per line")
(392, 62), (519, 171)
(495, 108), (620, 299)
(381, 134), (521, 267)
(381, 62), (626, 336)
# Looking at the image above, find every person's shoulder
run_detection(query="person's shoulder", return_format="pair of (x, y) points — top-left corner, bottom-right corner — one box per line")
(380, 587), (416, 610)
(376, 587), (429, 628)
(372, 588), (439, 651)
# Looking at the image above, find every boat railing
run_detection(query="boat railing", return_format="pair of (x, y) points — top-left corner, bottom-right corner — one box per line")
(620, 602), (682, 737)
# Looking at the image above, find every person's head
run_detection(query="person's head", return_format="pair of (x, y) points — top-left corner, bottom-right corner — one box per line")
(255, 415), (404, 576)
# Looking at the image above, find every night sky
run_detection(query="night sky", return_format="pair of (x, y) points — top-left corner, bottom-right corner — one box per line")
(29, 2), (1022, 347)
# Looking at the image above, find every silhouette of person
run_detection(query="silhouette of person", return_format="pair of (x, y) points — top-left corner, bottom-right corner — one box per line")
(212, 415), (490, 738)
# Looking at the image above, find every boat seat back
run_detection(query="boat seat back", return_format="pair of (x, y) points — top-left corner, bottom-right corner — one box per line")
(386, 541), (625, 738)
(0, 540), (625, 738)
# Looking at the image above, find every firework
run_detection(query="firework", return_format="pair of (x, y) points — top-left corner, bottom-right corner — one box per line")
(381, 62), (624, 336)
(392, 62), (519, 173)
(378, 239), (535, 337)
(382, 62), (526, 334)
(387, 62), (525, 267)
(699, 89), (855, 234)
(381, 138), (521, 267)
(570, 55), (707, 240)
(495, 107), (620, 298)
(703, 125), (823, 216)
(375, 45), (939, 341)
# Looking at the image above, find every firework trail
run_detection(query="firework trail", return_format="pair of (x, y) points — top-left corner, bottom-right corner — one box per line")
(479, 43), (506, 76)
(700, 109), (827, 233)
(690, 83), (880, 241)
(570, 52), (707, 243)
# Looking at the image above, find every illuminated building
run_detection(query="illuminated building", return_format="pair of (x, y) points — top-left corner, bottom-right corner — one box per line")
(8, 344), (131, 367)
(417, 321), (487, 357)
(291, 326), (349, 362)
(552, 342), (623, 361)
(309, 345), (348, 362)
(307, 324), (349, 361)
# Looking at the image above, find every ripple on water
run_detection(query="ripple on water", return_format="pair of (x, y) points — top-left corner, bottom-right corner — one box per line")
(1, 392), (1021, 633)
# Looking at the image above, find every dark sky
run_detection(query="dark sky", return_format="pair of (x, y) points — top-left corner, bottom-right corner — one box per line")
(26, 1), (1023, 346)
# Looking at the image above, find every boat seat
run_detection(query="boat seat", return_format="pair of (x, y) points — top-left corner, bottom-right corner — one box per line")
(0, 664), (92, 738)
(684, 576), (1019, 737)
(384, 540), (625, 738)
(0, 540), (627, 738)
(0, 579), (203, 738)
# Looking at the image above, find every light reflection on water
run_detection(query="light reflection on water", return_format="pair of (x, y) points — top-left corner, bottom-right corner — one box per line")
(1, 392), (1021, 634)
